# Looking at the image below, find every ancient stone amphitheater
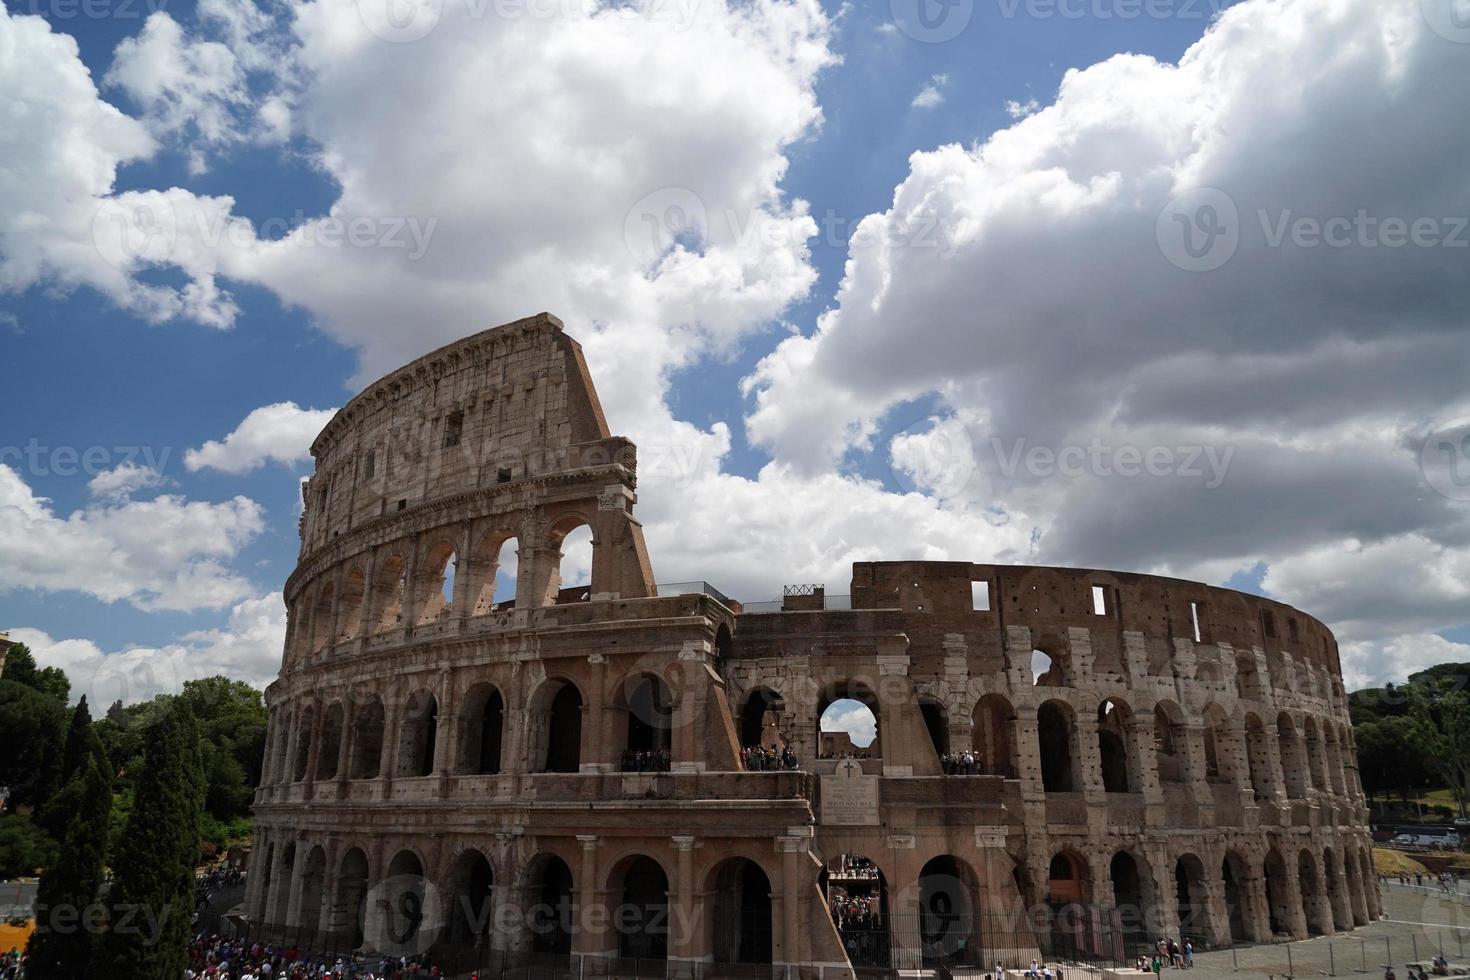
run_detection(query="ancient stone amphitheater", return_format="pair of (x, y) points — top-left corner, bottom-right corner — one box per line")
(246, 312), (1379, 977)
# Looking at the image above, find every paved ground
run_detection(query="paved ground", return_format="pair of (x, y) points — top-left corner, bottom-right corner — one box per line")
(1184, 885), (1470, 980)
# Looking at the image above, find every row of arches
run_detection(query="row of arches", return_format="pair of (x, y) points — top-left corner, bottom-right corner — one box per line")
(251, 841), (775, 966)
(268, 674), (674, 785)
(290, 521), (595, 657)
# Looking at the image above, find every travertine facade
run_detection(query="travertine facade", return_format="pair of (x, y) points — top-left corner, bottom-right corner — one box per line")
(248, 313), (1379, 975)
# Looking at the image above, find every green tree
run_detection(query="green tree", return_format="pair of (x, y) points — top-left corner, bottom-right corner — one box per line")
(0, 812), (59, 878)
(92, 701), (206, 980)
(1406, 678), (1470, 819)
(0, 678), (67, 809)
(0, 643), (71, 703)
(1355, 715), (1430, 802)
(38, 696), (97, 838)
(27, 736), (115, 980)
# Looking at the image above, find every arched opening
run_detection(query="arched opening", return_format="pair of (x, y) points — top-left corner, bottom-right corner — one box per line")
(1222, 852), (1250, 943)
(551, 522), (593, 605)
(822, 854), (890, 969)
(293, 704), (316, 782)
(972, 694), (1015, 777)
(611, 856), (670, 960)
(338, 567), (366, 641)
(740, 688), (785, 752)
(526, 855), (574, 955)
(351, 696), (385, 779)
(269, 842), (295, 925)
(469, 531), (519, 614)
(1174, 854), (1208, 940)
(317, 702), (345, 780)
(1324, 727), (1346, 796)
(1110, 851), (1151, 948)
(714, 624), (734, 667)
(1298, 849), (1326, 936)
(818, 683), (880, 759)
(1047, 851), (1087, 907)
(372, 554), (408, 632)
(416, 540), (458, 624)
(1302, 717), (1327, 793)
(1037, 700), (1077, 792)
(708, 858), (773, 965)
(1244, 713), (1270, 800)
(256, 842), (276, 924)
(919, 697), (950, 760)
(332, 848), (370, 949)
(458, 684), (504, 775)
(1154, 703), (1185, 784)
(1322, 848), (1350, 932)
(1278, 714), (1308, 799)
(312, 582), (336, 651)
(397, 691), (439, 778)
(299, 846), (328, 941)
(1263, 848), (1293, 937)
(1097, 699), (1132, 793)
(446, 850), (494, 948)
(529, 680), (583, 773)
(618, 674), (673, 771)
(375, 851), (429, 950)
(1202, 705), (1228, 781)
(1032, 648), (1066, 687)
(918, 855), (980, 967)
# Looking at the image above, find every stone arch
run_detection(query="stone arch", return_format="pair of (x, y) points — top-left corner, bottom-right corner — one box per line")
(1173, 852), (1208, 940)
(706, 857), (774, 965)
(396, 689), (439, 778)
(1277, 713), (1308, 799)
(1263, 847), (1295, 937)
(549, 517), (594, 605)
(1243, 713), (1271, 800)
(1046, 848), (1091, 906)
(1037, 699), (1078, 792)
(1109, 849), (1155, 945)
(311, 581), (336, 651)
(1202, 703), (1229, 781)
(1302, 716), (1328, 793)
(527, 677), (583, 773)
(1297, 848), (1329, 936)
(918, 695), (950, 759)
(330, 846), (371, 948)
(740, 687), (785, 751)
(372, 849), (431, 951)
(444, 848), (495, 948)
(821, 852), (891, 969)
(714, 623), (734, 667)
(607, 853), (671, 960)
(1321, 846), (1352, 932)
(612, 670), (674, 770)
(316, 700), (345, 780)
(338, 566), (366, 641)
(973, 693), (1016, 777)
(268, 840), (296, 925)
(299, 844), (329, 941)
(1097, 697), (1133, 793)
(350, 694), (386, 779)
(1031, 647), (1068, 687)
(1221, 850), (1253, 943)
(293, 703), (316, 782)
(917, 854), (982, 967)
(519, 852), (575, 955)
(415, 538), (459, 624)
(1153, 701), (1186, 784)
(371, 553), (408, 632)
(458, 682), (504, 775)
(469, 528), (518, 614)
(818, 680), (881, 759)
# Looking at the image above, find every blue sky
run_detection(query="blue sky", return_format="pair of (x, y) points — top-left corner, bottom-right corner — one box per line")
(3, 0), (1469, 701)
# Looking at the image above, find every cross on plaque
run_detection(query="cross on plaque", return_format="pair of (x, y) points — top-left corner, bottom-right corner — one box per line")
(840, 760), (861, 778)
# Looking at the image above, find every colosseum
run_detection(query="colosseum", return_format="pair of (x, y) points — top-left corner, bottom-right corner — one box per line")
(246, 312), (1380, 976)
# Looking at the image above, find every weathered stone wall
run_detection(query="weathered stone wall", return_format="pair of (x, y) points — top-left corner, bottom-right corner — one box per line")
(249, 315), (1378, 977)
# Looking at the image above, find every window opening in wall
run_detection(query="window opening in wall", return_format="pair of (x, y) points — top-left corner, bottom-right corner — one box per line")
(1261, 609), (1276, 639)
(363, 449), (376, 480)
(1190, 602), (1202, 643)
(1091, 585), (1108, 616)
(444, 411), (464, 448)
(397, 499), (407, 511)
(497, 467), (513, 483)
(971, 580), (991, 611)
(1288, 617), (1300, 643)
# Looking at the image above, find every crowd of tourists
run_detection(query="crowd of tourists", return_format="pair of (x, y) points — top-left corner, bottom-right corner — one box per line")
(830, 892), (886, 964)
(1, 948), (23, 979)
(1385, 870), (1461, 892)
(940, 751), (997, 775)
(618, 748), (672, 772)
(186, 933), (440, 979)
(1132, 937), (1194, 972)
(741, 745), (799, 771)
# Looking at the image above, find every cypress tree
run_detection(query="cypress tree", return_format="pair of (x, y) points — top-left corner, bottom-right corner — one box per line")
(27, 735), (114, 979)
(92, 699), (206, 980)
(38, 696), (95, 838)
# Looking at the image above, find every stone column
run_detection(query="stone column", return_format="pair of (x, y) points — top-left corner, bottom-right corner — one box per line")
(452, 521), (475, 621)
(316, 840), (341, 938)
(244, 828), (271, 921)
(266, 840), (296, 928)
(402, 536), (421, 631)
(779, 833), (806, 969)
(1126, 719), (1162, 803)
(1013, 706), (1043, 799)
(1307, 859), (1335, 936)
(305, 695), (325, 786)
(584, 654), (611, 771)
(1074, 713), (1104, 796)
(1328, 865), (1353, 932)
(284, 709), (303, 784)
(358, 551), (377, 646)
(380, 695), (403, 795)
(284, 841), (310, 932)
(1260, 723), (1288, 805)
(335, 697), (356, 795)
(574, 835), (607, 966)
(670, 836), (697, 976)
(1241, 861), (1271, 943)
(673, 646), (710, 774)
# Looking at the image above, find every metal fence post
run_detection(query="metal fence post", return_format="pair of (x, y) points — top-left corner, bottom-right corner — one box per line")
(1414, 935), (1419, 962)
(1329, 941), (1336, 977)
(1361, 939), (1367, 973)
(1288, 941), (1294, 978)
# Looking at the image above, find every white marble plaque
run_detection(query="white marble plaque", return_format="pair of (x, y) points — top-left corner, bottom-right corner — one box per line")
(821, 759), (880, 826)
